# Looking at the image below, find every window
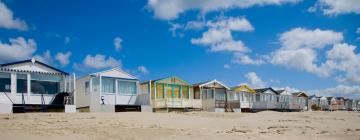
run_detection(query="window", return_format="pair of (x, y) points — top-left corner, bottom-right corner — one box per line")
(202, 90), (207, 99)
(31, 74), (62, 94)
(208, 89), (214, 99)
(156, 83), (164, 98)
(0, 72), (11, 92)
(182, 86), (189, 99)
(173, 85), (180, 98)
(102, 77), (115, 93)
(256, 94), (260, 101)
(92, 77), (99, 92)
(215, 89), (225, 100)
(118, 80), (137, 95)
(165, 84), (172, 98)
(85, 81), (90, 94)
(17, 74), (27, 93)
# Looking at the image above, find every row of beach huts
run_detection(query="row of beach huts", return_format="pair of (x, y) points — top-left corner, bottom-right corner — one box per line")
(0, 58), (359, 113)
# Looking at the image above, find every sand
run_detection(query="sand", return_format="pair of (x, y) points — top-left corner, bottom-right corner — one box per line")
(0, 111), (359, 140)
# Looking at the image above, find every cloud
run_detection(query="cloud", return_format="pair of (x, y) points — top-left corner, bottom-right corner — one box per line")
(0, 1), (28, 30)
(147, 0), (301, 20)
(34, 50), (54, 65)
(270, 28), (343, 77)
(278, 28), (343, 50)
(232, 53), (265, 65)
(137, 66), (150, 74)
(207, 16), (254, 32)
(309, 85), (360, 99)
(114, 37), (122, 51)
(323, 43), (360, 84)
(309, 0), (360, 16)
(169, 22), (184, 37)
(244, 72), (267, 88)
(55, 51), (71, 67)
(185, 20), (205, 30)
(224, 64), (231, 69)
(74, 54), (121, 70)
(191, 17), (253, 53)
(269, 28), (360, 85)
(0, 37), (36, 63)
(357, 27), (360, 34)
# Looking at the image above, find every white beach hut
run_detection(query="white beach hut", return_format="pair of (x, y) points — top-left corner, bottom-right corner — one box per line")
(0, 58), (75, 113)
(75, 68), (141, 112)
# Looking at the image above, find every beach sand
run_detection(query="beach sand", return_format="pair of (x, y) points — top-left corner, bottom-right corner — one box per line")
(0, 111), (359, 140)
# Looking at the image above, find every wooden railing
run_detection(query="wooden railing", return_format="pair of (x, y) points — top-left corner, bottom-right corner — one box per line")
(152, 98), (200, 108)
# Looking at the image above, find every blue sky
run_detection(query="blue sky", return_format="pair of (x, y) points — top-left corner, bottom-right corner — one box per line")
(0, 0), (359, 98)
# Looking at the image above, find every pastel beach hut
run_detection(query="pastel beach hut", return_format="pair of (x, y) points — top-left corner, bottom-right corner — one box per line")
(140, 76), (198, 112)
(192, 80), (232, 112)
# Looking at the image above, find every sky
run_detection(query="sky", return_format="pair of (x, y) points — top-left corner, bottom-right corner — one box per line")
(0, 0), (359, 98)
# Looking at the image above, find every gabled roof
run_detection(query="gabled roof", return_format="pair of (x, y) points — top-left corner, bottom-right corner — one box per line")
(89, 68), (137, 80)
(276, 90), (285, 93)
(254, 87), (279, 95)
(291, 92), (308, 97)
(0, 58), (69, 75)
(141, 76), (191, 85)
(231, 85), (256, 93)
(193, 79), (230, 90)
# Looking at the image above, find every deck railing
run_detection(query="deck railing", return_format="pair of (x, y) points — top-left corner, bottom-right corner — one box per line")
(152, 98), (200, 108)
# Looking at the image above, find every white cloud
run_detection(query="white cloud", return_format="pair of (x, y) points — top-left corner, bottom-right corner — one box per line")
(55, 51), (71, 67)
(114, 37), (122, 51)
(244, 72), (267, 88)
(147, 0), (301, 20)
(270, 28), (344, 77)
(192, 28), (250, 52)
(137, 66), (150, 74)
(75, 54), (121, 70)
(323, 43), (360, 84)
(185, 20), (205, 30)
(34, 50), (54, 65)
(0, 37), (36, 63)
(191, 17), (254, 53)
(232, 53), (265, 65)
(0, 1), (28, 30)
(224, 64), (231, 69)
(309, 85), (360, 99)
(169, 22), (184, 37)
(279, 28), (343, 50)
(309, 0), (360, 16)
(207, 16), (254, 32)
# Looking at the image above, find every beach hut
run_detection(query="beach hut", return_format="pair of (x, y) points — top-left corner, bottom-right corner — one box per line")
(327, 97), (337, 111)
(335, 97), (345, 110)
(291, 92), (309, 111)
(309, 95), (321, 111)
(75, 68), (141, 112)
(276, 90), (292, 111)
(252, 88), (279, 112)
(0, 58), (75, 113)
(140, 76), (197, 112)
(230, 85), (256, 112)
(344, 99), (356, 111)
(319, 96), (329, 111)
(192, 80), (232, 112)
